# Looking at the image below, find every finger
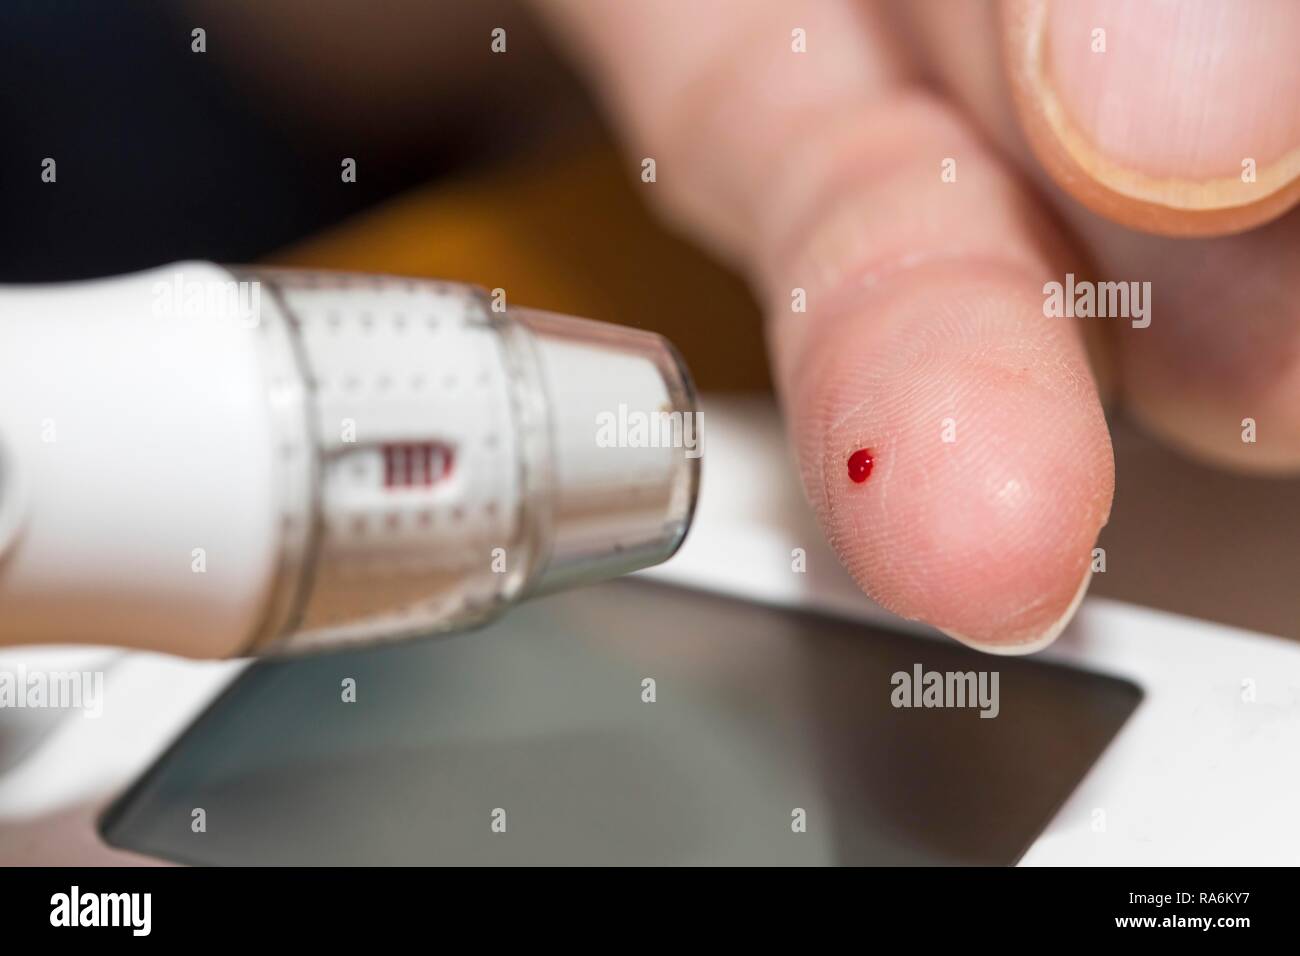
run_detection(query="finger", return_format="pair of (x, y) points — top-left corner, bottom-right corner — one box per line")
(1068, 211), (1300, 472)
(1013, 0), (1300, 469)
(1001, 0), (1300, 236)
(535, 0), (1114, 651)
(902, 0), (1300, 471)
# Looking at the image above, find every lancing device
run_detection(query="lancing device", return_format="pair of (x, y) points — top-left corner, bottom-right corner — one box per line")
(0, 263), (699, 657)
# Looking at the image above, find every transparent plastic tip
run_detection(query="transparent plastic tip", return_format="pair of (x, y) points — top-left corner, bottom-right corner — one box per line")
(512, 308), (700, 596)
(234, 268), (700, 654)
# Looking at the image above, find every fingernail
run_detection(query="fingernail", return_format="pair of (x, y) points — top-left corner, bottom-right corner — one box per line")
(940, 566), (1092, 656)
(1032, 0), (1300, 208)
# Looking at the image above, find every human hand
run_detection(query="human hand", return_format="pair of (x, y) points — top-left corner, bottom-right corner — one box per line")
(532, 0), (1300, 652)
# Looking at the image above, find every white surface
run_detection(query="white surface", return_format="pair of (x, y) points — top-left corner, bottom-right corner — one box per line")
(1, 395), (1298, 864)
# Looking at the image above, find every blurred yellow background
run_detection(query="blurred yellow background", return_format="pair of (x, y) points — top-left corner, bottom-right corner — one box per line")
(270, 140), (771, 393)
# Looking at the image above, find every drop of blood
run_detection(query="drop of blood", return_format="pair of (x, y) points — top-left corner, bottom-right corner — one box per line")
(847, 448), (874, 484)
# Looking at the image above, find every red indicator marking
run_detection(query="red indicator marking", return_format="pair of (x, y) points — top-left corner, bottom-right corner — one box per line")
(847, 448), (874, 484)
(382, 443), (454, 488)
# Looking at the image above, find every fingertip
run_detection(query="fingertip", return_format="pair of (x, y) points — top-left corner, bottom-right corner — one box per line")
(940, 566), (1092, 655)
(796, 266), (1113, 652)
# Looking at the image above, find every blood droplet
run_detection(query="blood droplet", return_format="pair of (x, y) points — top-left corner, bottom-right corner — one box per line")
(847, 448), (874, 484)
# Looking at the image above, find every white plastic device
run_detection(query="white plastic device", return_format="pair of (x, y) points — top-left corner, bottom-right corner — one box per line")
(0, 263), (698, 657)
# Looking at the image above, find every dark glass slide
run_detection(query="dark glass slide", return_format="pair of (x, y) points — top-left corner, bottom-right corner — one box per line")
(103, 580), (1141, 865)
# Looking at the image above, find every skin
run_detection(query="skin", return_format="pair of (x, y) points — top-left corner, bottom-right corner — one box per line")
(200, 0), (1300, 653)
(533, 0), (1300, 652)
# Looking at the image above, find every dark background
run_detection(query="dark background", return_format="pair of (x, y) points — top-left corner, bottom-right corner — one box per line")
(0, 0), (567, 280)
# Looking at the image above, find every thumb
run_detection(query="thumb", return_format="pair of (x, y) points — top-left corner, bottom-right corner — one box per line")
(1002, 0), (1300, 236)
